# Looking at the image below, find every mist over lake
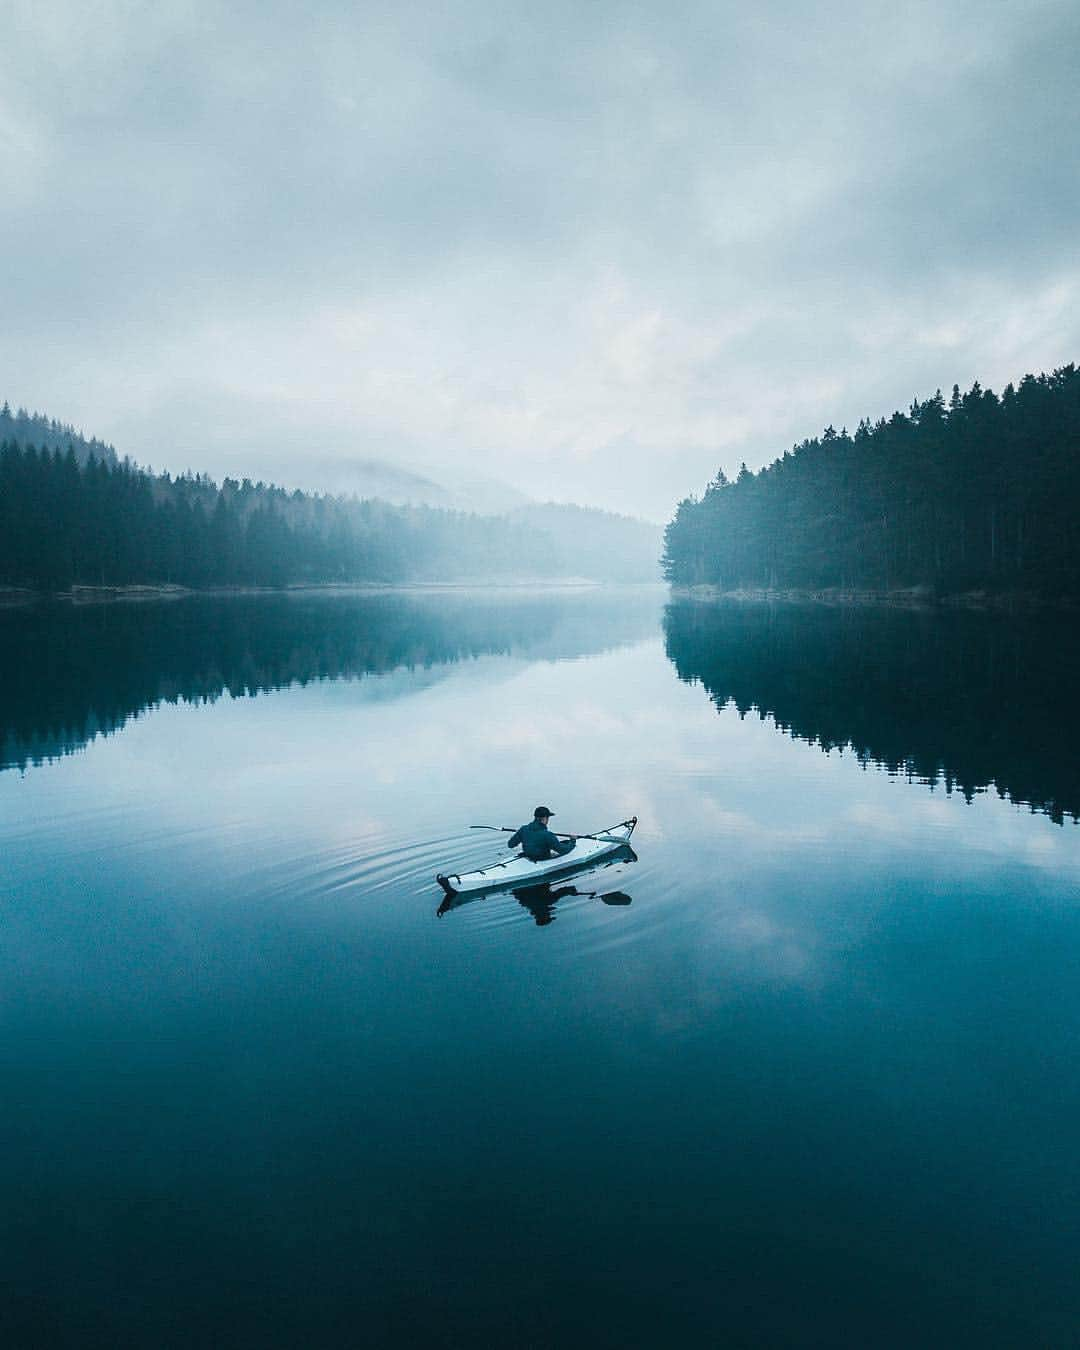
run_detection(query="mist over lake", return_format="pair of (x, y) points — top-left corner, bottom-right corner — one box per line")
(3, 589), (1078, 1346)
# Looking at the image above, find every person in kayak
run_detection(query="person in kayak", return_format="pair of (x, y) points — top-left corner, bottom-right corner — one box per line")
(508, 807), (577, 862)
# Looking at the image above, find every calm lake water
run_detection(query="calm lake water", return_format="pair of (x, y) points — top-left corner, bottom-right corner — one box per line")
(2, 589), (1079, 1347)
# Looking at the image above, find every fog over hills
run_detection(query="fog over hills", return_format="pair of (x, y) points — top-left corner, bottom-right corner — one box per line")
(1, 401), (663, 586)
(219, 451), (532, 516)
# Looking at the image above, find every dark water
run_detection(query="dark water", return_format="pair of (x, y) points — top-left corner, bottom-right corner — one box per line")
(2, 590), (1078, 1347)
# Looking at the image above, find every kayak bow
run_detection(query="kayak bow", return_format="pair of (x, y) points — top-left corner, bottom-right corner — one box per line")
(437, 817), (637, 897)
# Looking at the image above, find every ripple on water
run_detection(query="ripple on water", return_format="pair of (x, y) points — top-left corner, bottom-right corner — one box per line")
(229, 827), (521, 918)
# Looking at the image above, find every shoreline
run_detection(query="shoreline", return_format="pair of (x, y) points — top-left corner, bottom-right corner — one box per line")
(669, 584), (1077, 612)
(0, 579), (655, 608)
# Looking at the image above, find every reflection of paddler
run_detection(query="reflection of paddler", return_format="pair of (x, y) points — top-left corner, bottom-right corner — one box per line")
(512, 882), (633, 927)
(513, 882), (578, 926)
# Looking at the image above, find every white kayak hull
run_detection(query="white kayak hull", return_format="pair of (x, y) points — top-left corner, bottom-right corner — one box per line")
(438, 818), (637, 896)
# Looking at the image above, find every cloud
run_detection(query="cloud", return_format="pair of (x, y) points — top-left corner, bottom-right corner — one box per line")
(2, 0), (1078, 517)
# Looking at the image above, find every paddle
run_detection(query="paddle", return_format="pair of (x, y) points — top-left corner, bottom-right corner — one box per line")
(566, 888), (633, 906)
(469, 816), (636, 843)
(471, 824), (581, 841)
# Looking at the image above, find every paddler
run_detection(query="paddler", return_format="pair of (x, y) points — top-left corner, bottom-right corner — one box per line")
(507, 807), (577, 862)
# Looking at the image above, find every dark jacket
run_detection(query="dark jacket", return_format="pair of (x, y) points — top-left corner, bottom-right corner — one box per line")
(508, 819), (576, 862)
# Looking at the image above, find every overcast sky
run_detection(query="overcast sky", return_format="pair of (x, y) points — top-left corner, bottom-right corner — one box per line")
(2, 0), (1077, 519)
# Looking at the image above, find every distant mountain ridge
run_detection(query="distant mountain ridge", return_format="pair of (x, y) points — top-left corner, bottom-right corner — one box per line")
(509, 502), (662, 582)
(0, 402), (117, 468)
(221, 451), (531, 516)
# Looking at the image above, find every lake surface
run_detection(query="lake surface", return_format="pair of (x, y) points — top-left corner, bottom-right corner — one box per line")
(2, 589), (1079, 1347)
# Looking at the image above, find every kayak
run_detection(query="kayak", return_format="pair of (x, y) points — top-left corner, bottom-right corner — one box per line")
(437, 817), (637, 896)
(437, 818), (637, 897)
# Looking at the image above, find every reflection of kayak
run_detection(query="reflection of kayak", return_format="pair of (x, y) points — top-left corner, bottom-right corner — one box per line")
(437, 818), (637, 897)
(438, 849), (637, 916)
(437, 847), (637, 917)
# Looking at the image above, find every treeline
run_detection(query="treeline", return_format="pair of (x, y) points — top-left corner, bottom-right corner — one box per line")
(0, 402), (117, 467)
(663, 364), (1080, 598)
(0, 441), (658, 589)
(664, 599), (1080, 824)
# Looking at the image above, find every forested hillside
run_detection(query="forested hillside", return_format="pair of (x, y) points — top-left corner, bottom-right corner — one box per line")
(663, 365), (1080, 599)
(0, 439), (660, 589)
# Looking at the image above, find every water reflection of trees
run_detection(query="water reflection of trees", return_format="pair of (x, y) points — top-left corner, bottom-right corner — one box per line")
(1, 591), (659, 772)
(664, 600), (1080, 824)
